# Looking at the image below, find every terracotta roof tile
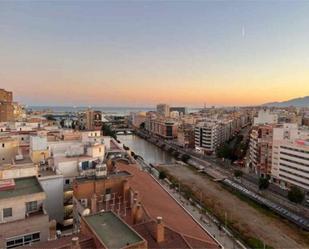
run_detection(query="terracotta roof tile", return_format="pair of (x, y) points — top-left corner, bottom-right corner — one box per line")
(116, 162), (220, 248)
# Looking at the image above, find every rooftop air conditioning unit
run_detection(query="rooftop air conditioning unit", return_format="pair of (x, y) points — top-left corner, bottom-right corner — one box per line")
(15, 154), (24, 161)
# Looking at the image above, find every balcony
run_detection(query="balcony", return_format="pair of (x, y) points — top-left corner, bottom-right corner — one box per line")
(25, 205), (45, 218)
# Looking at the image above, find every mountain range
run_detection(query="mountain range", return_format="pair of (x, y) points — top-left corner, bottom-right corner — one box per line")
(263, 96), (309, 107)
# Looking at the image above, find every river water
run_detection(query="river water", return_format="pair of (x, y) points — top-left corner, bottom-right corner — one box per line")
(117, 134), (174, 165)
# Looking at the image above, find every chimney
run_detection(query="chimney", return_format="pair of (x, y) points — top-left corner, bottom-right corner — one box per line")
(71, 237), (81, 249)
(49, 219), (57, 240)
(133, 203), (143, 224)
(91, 194), (97, 214)
(131, 198), (138, 223)
(134, 191), (139, 200)
(155, 217), (165, 243)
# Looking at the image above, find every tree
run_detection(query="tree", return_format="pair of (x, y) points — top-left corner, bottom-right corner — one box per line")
(44, 114), (56, 121)
(181, 154), (191, 163)
(159, 171), (167, 180)
(288, 186), (305, 203)
(71, 121), (76, 130)
(258, 177), (270, 190)
(216, 143), (232, 158)
(59, 119), (65, 128)
(101, 123), (117, 139)
(123, 145), (130, 151)
(139, 122), (145, 129)
(234, 170), (243, 178)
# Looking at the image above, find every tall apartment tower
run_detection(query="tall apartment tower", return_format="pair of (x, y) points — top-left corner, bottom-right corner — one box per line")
(194, 121), (220, 154)
(156, 104), (170, 117)
(0, 89), (14, 122)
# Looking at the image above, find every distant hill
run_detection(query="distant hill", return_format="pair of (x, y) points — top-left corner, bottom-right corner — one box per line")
(263, 96), (309, 107)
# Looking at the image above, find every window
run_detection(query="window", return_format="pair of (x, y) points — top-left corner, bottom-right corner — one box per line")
(2, 143), (4, 148)
(3, 208), (12, 218)
(26, 201), (38, 213)
(65, 179), (70, 185)
(6, 232), (40, 249)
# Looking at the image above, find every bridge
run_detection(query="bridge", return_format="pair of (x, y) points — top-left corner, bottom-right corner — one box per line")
(114, 128), (134, 135)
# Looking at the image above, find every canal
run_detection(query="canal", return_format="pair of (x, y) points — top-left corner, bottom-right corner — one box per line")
(117, 134), (174, 165)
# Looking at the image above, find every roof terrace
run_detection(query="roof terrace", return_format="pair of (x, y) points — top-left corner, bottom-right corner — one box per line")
(83, 211), (144, 249)
(0, 176), (44, 200)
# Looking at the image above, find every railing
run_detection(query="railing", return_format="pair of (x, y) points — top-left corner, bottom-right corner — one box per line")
(25, 206), (45, 218)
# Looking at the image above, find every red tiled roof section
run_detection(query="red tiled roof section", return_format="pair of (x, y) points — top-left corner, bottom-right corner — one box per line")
(133, 221), (191, 249)
(116, 162), (220, 248)
(133, 221), (219, 249)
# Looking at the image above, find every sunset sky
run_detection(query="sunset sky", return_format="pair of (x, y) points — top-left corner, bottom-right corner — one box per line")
(1, 1), (309, 107)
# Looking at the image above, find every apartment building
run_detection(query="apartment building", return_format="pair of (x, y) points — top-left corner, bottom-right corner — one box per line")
(131, 112), (146, 128)
(195, 121), (220, 154)
(46, 131), (105, 227)
(271, 123), (309, 191)
(78, 109), (103, 131)
(0, 89), (14, 122)
(156, 104), (170, 117)
(254, 109), (278, 125)
(177, 124), (195, 148)
(145, 117), (178, 139)
(0, 176), (49, 249)
(170, 107), (187, 115)
(248, 125), (275, 177)
(0, 137), (19, 164)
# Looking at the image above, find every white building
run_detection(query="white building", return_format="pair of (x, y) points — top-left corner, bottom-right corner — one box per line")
(195, 121), (220, 153)
(271, 123), (309, 191)
(254, 109), (278, 125)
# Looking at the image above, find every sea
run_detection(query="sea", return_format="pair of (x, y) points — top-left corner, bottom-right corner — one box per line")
(28, 106), (154, 116)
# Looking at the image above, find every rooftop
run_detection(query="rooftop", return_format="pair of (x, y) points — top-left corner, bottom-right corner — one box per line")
(83, 211), (144, 249)
(116, 162), (220, 247)
(0, 176), (44, 200)
(75, 170), (131, 183)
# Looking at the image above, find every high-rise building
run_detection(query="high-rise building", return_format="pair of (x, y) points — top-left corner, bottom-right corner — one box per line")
(194, 121), (220, 154)
(0, 89), (14, 122)
(271, 123), (309, 191)
(170, 107), (187, 115)
(78, 109), (102, 130)
(156, 104), (170, 117)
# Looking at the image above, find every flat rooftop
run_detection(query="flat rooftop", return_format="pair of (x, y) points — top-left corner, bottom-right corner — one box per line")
(0, 176), (44, 200)
(84, 211), (144, 249)
(75, 170), (131, 183)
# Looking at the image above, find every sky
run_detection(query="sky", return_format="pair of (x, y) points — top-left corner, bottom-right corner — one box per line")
(1, 1), (309, 107)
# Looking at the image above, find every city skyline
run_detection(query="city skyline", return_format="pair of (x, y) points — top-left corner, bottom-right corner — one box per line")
(1, 1), (309, 107)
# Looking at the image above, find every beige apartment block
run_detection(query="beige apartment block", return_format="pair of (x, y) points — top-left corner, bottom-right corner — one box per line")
(0, 137), (19, 164)
(0, 176), (49, 249)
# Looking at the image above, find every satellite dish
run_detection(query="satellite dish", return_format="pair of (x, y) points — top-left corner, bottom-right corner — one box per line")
(82, 208), (91, 216)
